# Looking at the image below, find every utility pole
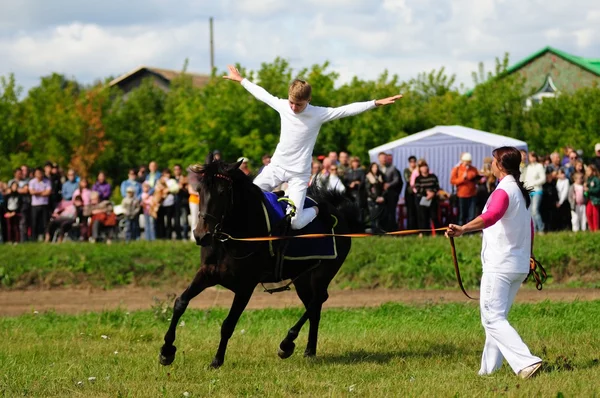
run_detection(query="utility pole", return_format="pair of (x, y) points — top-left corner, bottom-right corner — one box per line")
(209, 17), (215, 72)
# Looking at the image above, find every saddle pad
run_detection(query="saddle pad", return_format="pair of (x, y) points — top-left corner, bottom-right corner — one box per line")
(261, 191), (337, 260)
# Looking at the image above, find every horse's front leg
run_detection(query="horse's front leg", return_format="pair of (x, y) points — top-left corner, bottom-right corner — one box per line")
(210, 288), (254, 368)
(159, 267), (215, 366)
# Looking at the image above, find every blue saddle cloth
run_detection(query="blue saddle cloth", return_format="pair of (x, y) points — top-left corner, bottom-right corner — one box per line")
(262, 191), (337, 260)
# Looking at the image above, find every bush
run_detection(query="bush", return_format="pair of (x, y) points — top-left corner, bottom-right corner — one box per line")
(0, 232), (598, 290)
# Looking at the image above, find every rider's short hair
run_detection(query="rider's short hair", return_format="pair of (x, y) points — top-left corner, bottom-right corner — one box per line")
(289, 79), (312, 102)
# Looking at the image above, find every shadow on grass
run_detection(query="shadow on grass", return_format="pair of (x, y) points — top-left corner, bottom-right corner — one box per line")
(317, 342), (470, 365)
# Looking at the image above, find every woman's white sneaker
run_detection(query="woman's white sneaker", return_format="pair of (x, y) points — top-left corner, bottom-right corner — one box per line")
(518, 362), (542, 379)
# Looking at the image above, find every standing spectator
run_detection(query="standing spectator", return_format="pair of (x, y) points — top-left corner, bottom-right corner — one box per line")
(519, 150), (527, 174)
(324, 164), (345, 193)
(450, 152), (479, 226)
(546, 152), (562, 178)
(92, 171), (112, 201)
(156, 170), (179, 239)
(61, 169), (79, 202)
(258, 154), (271, 175)
(120, 170), (142, 240)
(212, 150), (222, 162)
(120, 169), (142, 199)
(328, 151), (339, 166)
(414, 161), (440, 235)
(44, 161), (62, 213)
(593, 143), (600, 171)
(541, 172), (558, 231)
(365, 163), (385, 233)
(585, 165), (600, 232)
(3, 181), (22, 244)
(73, 178), (92, 206)
(173, 164), (189, 240)
(17, 166), (31, 242)
(308, 160), (323, 187)
(379, 153), (402, 231)
(572, 160), (586, 180)
(555, 169), (571, 231)
(28, 167), (52, 241)
(338, 151), (350, 178)
(561, 146), (574, 166)
(476, 157), (497, 216)
(563, 151), (578, 181)
(403, 156), (418, 230)
(121, 187), (141, 242)
(141, 182), (156, 241)
(522, 152), (546, 233)
(136, 165), (147, 184)
(343, 156), (366, 219)
(568, 172), (587, 232)
(145, 161), (162, 191)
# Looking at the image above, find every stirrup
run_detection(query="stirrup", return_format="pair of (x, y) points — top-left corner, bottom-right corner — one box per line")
(277, 197), (297, 218)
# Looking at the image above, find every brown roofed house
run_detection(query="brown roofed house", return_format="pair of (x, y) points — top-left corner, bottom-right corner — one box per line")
(109, 66), (211, 97)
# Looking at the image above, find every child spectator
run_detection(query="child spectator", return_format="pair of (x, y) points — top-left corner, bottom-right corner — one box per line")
(555, 169), (571, 230)
(141, 182), (156, 241)
(568, 172), (587, 232)
(121, 186), (141, 242)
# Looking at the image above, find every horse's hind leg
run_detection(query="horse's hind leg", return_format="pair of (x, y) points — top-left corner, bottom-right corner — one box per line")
(278, 278), (312, 359)
(159, 268), (215, 366)
(210, 288), (253, 368)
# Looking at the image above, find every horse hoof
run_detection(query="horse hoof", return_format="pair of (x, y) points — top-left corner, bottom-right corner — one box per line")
(278, 341), (296, 359)
(159, 345), (177, 366)
(304, 349), (316, 358)
(210, 358), (223, 369)
(159, 353), (175, 366)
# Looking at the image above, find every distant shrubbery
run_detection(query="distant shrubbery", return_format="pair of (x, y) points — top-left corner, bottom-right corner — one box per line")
(0, 232), (598, 290)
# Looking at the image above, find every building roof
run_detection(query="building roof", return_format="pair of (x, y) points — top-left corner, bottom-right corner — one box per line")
(466, 46), (600, 96)
(505, 46), (600, 77)
(108, 66), (211, 88)
(368, 125), (527, 156)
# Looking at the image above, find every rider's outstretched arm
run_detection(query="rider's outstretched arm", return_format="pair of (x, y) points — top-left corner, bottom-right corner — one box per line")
(320, 94), (402, 123)
(223, 65), (281, 111)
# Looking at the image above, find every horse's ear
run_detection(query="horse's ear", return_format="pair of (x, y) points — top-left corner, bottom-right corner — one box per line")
(227, 159), (243, 171)
(187, 164), (204, 188)
(205, 152), (214, 164)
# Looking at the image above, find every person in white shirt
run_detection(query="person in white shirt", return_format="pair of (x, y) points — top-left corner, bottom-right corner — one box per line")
(447, 146), (542, 380)
(223, 65), (402, 229)
(521, 151), (546, 233)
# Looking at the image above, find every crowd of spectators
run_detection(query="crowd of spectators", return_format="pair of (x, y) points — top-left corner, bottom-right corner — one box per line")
(1, 143), (599, 244)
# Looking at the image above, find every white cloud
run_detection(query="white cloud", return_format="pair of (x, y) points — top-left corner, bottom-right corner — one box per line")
(1, 0), (599, 94)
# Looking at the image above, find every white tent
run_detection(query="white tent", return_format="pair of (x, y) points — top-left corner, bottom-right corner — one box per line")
(368, 125), (528, 195)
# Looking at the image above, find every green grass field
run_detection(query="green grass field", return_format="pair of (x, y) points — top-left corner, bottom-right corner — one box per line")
(2, 301), (599, 397)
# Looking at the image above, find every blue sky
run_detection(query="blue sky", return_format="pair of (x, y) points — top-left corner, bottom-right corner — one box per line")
(1, 0), (599, 94)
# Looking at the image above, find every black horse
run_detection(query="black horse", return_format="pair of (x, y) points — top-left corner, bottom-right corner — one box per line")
(159, 156), (362, 368)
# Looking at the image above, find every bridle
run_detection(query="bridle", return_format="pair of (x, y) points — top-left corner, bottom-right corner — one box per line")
(198, 173), (234, 242)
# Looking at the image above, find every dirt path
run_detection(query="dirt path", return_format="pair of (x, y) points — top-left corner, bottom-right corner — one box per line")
(1, 286), (599, 316)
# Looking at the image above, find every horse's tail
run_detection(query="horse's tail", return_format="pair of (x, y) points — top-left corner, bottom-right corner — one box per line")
(308, 185), (363, 233)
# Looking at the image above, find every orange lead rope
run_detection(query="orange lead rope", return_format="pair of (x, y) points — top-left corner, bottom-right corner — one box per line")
(527, 257), (548, 290)
(449, 236), (478, 300)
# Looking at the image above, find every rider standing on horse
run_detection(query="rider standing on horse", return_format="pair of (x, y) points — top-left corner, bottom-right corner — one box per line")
(223, 65), (402, 230)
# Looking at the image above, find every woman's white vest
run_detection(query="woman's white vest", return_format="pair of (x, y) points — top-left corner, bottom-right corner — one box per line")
(481, 175), (532, 274)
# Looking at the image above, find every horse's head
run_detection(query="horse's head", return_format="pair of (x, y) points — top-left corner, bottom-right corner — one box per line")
(188, 158), (243, 246)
